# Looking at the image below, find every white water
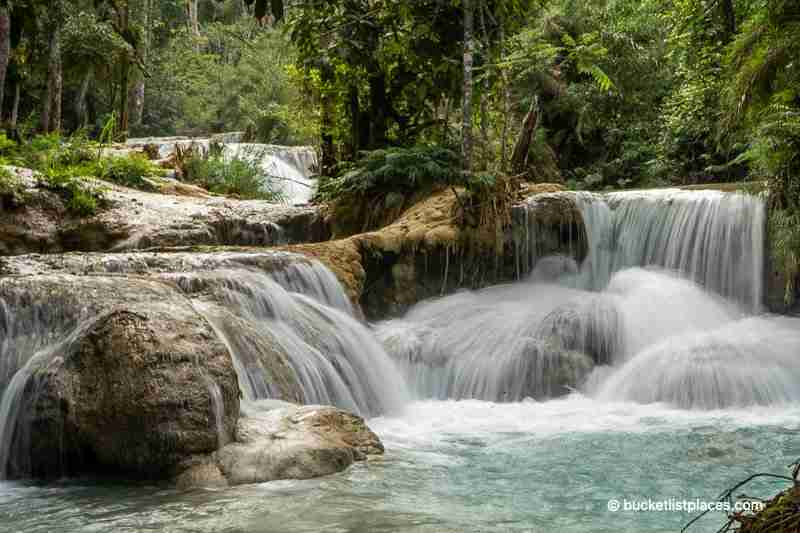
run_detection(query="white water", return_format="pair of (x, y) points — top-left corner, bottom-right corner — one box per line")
(224, 143), (318, 205)
(0, 187), (798, 531)
(573, 189), (765, 310)
(378, 188), (800, 410)
(167, 264), (408, 417)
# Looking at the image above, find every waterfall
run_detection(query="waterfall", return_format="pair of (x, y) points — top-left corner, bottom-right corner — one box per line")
(0, 286), (99, 479)
(125, 137), (318, 205)
(224, 144), (318, 205)
(572, 189), (766, 310)
(0, 256), (407, 478)
(380, 188), (800, 409)
(170, 267), (408, 416)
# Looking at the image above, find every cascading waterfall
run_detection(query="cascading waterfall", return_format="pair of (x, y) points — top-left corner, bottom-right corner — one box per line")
(224, 144), (318, 205)
(0, 186), (796, 484)
(0, 258), (407, 478)
(380, 188), (800, 409)
(0, 288), (99, 479)
(170, 266), (408, 416)
(126, 137), (318, 205)
(572, 189), (765, 310)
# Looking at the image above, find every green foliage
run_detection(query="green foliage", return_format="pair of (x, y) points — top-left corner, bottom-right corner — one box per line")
(143, 22), (311, 143)
(97, 154), (162, 190)
(770, 209), (800, 306)
(0, 167), (26, 208)
(316, 146), (463, 202)
(38, 165), (105, 218)
(503, 0), (672, 190)
(179, 144), (284, 201)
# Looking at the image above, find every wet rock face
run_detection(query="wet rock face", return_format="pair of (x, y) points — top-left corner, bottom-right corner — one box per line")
(351, 191), (589, 320)
(0, 174), (330, 256)
(175, 403), (384, 489)
(0, 275), (240, 479)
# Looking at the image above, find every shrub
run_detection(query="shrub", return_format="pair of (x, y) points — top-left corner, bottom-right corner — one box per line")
(770, 209), (800, 306)
(179, 143), (283, 201)
(0, 167), (25, 208)
(98, 154), (163, 190)
(315, 146), (463, 202)
(39, 166), (106, 218)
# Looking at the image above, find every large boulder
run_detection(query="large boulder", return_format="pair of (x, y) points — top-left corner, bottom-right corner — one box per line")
(175, 403), (384, 489)
(0, 275), (240, 479)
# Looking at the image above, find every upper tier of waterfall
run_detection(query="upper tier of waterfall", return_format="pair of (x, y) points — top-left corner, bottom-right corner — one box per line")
(572, 189), (765, 310)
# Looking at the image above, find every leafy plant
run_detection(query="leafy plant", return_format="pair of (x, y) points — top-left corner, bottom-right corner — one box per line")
(770, 209), (800, 306)
(0, 167), (26, 208)
(98, 154), (163, 190)
(316, 146), (464, 202)
(179, 144), (284, 201)
(38, 166), (106, 218)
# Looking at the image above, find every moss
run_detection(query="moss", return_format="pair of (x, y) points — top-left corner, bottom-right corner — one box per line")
(733, 485), (800, 532)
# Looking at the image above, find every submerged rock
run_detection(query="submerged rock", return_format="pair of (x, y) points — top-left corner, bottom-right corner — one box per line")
(176, 403), (383, 489)
(536, 296), (624, 365)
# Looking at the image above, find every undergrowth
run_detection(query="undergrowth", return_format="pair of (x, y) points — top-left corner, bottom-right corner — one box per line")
(0, 131), (164, 216)
(175, 142), (284, 201)
(770, 209), (800, 307)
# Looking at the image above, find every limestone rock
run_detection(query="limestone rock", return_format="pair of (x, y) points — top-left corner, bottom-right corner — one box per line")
(0, 173), (329, 255)
(0, 275), (239, 479)
(178, 403), (383, 488)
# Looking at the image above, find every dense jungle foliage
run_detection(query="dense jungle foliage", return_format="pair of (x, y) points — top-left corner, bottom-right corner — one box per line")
(0, 1), (796, 213)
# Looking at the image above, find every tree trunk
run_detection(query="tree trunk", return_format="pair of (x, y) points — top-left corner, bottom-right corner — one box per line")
(75, 70), (92, 128)
(721, 0), (736, 41)
(270, 0), (284, 22)
(41, 27), (62, 132)
(510, 97), (539, 176)
(320, 92), (335, 176)
(117, 5), (131, 138)
(499, 25), (511, 173)
(461, 0), (474, 171)
(0, 8), (10, 121)
(9, 81), (19, 129)
(348, 86), (360, 158)
(367, 73), (387, 149)
(187, 0), (200, 50)
(129, 0), (150, 126)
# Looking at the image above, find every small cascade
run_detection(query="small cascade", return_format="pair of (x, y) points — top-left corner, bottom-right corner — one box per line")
(377, 283), (597, 401)
(126, 136), (318, 205)
(167, 265), (408, 416)
(204, 376), (226, 448)
(224, 143), (317, 205)
(0, 286), (98, 479)
(573, 189), (766, 310)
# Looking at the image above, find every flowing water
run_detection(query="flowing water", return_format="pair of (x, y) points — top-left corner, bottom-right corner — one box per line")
(1, 188), (799, 532)
(126, 137), (318, 205)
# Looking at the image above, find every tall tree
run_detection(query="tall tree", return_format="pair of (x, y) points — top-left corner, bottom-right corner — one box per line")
(129, 0), (151, 126)
(0, 6), (10, 120)
(41, 18), (63, 132)
(462, 0), (474, 171)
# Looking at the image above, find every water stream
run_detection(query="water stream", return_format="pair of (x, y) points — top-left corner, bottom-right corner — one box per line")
(1, 188), (798, 532)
